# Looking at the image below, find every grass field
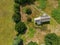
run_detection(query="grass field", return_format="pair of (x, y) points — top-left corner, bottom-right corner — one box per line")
(0, 0), (16, 45)
(52, 8), (60, 24)
(37, 0), (47, 9)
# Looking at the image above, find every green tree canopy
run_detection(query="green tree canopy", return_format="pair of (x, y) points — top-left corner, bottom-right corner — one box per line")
(13, 3), (21, 23)
(15, 22), (27, 34)
(13, 36), (23, 45)
(14, 0), (35, 5)
(14, 3), (20, 13)
(12, 13), (21, 23)
(27, 41), (38, 45)
(14, 0), (20, 4)
(25, 8), (32, 15)
(45, 33), (58, 45)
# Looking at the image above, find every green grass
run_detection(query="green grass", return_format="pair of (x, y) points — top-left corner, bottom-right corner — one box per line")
(58, 0), (60, 7)
(52, 8), (60, 24)
(27, 27), (36, 38)
(58, 37), (60, 45)
(37, 0), (47, 9)
(0, 0), (16, 45)
(51, 0), (60, 24)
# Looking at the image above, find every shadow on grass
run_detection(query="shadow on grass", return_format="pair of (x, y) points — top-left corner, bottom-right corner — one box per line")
(41, 21), (50, 25)
(35, 21), (50, 31)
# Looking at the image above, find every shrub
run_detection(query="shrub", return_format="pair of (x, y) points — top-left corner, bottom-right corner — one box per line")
(12, 13), (21, 23)
(25, 8), (32, 15)
(14, 3), (20, 12)
(20, 0), (36, 5)
(15, 22), (27, 34)
(13, 2), (21, 23)
(27, 41), (38, 45)
(45, 33), (58, 45)
(13, 36), (23, 45)
(14, 0), (20, 4)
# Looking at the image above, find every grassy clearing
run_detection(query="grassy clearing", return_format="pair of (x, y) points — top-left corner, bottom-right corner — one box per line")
(37, 0), (47, 9)
(51, 0), (60, 24)
(52, 8), (60, 24)
(58, 37), (60, 45)
(27, 27), (36, 38)
(0, 0), (16, 45)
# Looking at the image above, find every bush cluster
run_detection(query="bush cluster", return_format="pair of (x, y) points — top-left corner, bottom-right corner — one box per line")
(45, 33), (59, 45)
(13, 36), (23, 45)
(13, 0), (27, 45)
(25, 8), (32, 15)
(15, 22), (27, 34)
(12, 1), (21, 23)
(27, 41), (38, 45)
(20, 0), (36, 5)
(12, 0), (27, 35)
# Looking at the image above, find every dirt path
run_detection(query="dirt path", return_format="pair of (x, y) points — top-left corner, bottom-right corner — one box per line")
(20, 6), (27, 22)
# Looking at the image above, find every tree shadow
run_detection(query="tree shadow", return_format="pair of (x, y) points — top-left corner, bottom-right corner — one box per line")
(41, 21), (50, 25)
(40, 21), (50, 31)
(40, 24), (48, 31)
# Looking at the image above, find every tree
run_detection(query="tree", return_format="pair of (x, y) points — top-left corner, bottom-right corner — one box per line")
(27, 41), (38, 45)
(15, 22), (27, 34)
(20, 0), (35, 5)
(12, 13), (21, 23)
(14, 0), (36, 5)
(26, 8), (32, 15)
(20, 0), (26, 5)
(13, 3), (21, 23)
(14, 0), (20, 4)
(14, 3), (20, 13)
(13, 36), (23, 45)
(26, 0), (34, 4)
(45, 33), (58, 45)
(18, 39), (23, 45)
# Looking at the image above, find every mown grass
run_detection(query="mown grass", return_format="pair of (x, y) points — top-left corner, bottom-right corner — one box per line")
(0, 0), (16, 45)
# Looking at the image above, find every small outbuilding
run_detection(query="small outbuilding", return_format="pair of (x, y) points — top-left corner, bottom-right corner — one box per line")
(34, 13), (50, 25)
